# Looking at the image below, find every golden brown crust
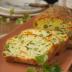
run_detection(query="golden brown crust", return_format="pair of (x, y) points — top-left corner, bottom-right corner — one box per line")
(5, 56), (39, 65)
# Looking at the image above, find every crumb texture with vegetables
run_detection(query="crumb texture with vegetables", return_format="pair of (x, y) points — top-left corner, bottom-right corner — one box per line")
(3, 29), (68, 65)
(3, 32), (53, 61)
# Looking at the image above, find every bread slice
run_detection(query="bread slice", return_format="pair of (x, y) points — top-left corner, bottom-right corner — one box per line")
(3, 34), (54, 65)
(34, 10), (72, 48)
(21, 29), (59, 47)
(20, 29), (68, 53)
(20, 29), (52, 37)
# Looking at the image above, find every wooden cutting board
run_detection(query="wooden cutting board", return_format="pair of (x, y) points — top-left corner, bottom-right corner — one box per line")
(0, 17), (72, 72)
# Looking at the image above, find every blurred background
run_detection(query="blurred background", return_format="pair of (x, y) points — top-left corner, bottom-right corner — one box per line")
(0, 0), (72, 38)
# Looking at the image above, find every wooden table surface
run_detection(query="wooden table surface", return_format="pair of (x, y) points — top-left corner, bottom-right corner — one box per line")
(0, 20), (18, 35)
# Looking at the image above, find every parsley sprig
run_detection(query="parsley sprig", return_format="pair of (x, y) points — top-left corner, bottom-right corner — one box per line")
(27, 55), (61, 72)
(27, 67), (36, 72)
(16, 14), (31, 25)
(27, 64), (61, 72)
(35, 55), (48, 65)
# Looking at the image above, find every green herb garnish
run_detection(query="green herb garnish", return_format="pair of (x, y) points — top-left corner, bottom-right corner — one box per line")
(50, 64), (61, 72)
(16, 18), (24, 24)
(43, 64), (51, 72)
(27, 54), (61, 72)
(9, 8), (15, 15)
(27, 64), (61, 72)
(16, 14), (31, 25)
(27, 67), (36, 72)
(35, 55), (48, 65)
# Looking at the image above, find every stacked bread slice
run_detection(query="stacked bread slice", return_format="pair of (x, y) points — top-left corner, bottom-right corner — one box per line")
(21, 29), (68, 55)
(3, 29), (68, 65)
(33, 6), (72, 48)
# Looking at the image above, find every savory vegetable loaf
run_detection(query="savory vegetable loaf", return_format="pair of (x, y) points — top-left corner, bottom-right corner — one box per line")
(3, 33), (54, 65)
(3, 29), (68, 65)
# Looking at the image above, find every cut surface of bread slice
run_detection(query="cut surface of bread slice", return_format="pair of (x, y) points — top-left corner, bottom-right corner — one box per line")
(20, 29), (62, 57)
(34, 17), (72, 32)
(21, 29), (60, 46)
(20, 29), (52, 37)
(3, 34), (53, 65)
(21, 29), (68, 45)
(20, 29), (68, 54)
